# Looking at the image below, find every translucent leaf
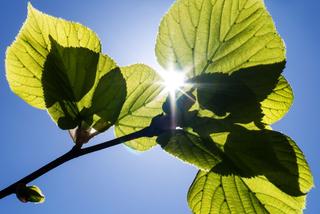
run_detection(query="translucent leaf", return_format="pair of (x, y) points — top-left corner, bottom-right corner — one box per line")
(5, 3), (101, 109)
(43, 38), (126, 132)
(160, 126), (314, 213)
(188, 170), (306, 214)
(159, 116), (313, 196)
(156, 0), (285, 77)
(230, 62), (293, 124)
(260, 75), (293, 124)
(159, 100), (313, 195)
(156, 0), (291, 125)
(157, 130), (222, 171)
(191, 62), (293, 126)
(193, 72), (264, 128)
(183, 111), (313, 192)
(115, 64), (166, 151)
(186, 127), (314, 212)
(221, 127), (314, 196)
(155, 1), (310, 213)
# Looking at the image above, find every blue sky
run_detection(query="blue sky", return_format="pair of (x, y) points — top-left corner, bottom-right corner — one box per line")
(0, 0), (319, 213)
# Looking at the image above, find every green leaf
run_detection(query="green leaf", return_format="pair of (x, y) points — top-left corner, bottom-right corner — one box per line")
(157, 130), (223, 171)
(194, 72), (264, 128)
(160, 105), (313, 194)
(188, 170), (306, 214)
(221, 127), (313, 196)
(183, 128), (313, 212)
(192, 62), (293, 127)
(115, 64), (166, 151)
(230, 62), (293, 124)
(155, 1), (310, 213)
(156, 0), (285, 77)
(88, 61), (127, 133)
(191, 116), (313, 193)
(186, 124), (314, 212)
(260, 75), (293, 124)
(158, 114), (313, 196)
(5, 3), (101, 109)
(43, 38), (126, 132)
(156, 0), (291, 126)
(16, 184), (45, 204)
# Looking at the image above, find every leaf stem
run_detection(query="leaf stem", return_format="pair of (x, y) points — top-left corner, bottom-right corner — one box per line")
(0, 126), (157, 200)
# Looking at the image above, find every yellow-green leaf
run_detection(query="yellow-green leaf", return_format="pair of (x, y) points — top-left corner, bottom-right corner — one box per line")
(222, 127), (314, 196)
(5, 3), (101, 109)
(43, 38), (126, 132)
(261, 75), (293, 124)
(115, 64), (166, 151)
(191, 62), (293, 126)
(188, 170), (306, 214)
(157, 130), (222, 171)
(156, 0), (285, 77)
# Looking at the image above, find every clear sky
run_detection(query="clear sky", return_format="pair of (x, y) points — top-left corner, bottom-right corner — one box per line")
(0, 0), (319, 213)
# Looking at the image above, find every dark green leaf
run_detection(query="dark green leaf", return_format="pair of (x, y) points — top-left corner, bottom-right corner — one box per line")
(192, 62), (292, 127)
(157, 130), (223, 171)
(43, 38), (126, 132)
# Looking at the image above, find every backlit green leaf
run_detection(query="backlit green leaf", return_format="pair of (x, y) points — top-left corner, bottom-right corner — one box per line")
(156, 0), (285, 77)
(191, 62), (293, 126)
(5, 3), (101, 109)
(188, 170), (306, 214)
(260, 75), (293, 124)
(186, 126), (313, 212)
(43, 38), (126, 132)
(115, 64), (166, 151)
(157, 130), (222, 171)
(156, 0), (292, 128)
(184, 113), (313, 194)
(222, 127), (313, 196)
(159, 113), (313, 196)
(230, 62), (293, 125)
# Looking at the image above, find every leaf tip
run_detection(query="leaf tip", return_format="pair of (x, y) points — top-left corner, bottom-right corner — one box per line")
(27, 2), (35, 13)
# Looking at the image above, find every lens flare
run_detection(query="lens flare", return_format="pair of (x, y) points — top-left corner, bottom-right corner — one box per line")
(157, 68), (191, 129)
(160, 70), (186, 93)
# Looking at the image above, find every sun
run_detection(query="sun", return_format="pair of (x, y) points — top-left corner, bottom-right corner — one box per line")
(160, 70), (186, 93)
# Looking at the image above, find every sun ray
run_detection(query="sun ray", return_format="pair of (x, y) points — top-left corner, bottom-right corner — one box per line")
(157, 66), (197, 129)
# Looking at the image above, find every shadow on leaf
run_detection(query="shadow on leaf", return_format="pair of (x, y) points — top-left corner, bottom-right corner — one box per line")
(183, 115), (307, 196)
(42, 37), (126, 131)
(190, 62), (286, 128)
(212, 125), (306, 196)
(159, 62), (308, 196)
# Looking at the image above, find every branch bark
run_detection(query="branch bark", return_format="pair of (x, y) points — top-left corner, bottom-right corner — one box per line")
(0, 126), (158, 200)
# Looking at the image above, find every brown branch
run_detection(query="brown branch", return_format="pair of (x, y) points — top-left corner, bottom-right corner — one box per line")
(0, 126), (158, 200)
